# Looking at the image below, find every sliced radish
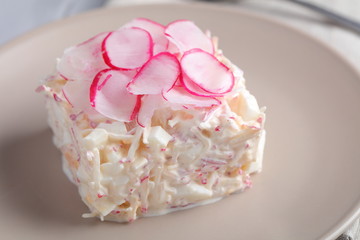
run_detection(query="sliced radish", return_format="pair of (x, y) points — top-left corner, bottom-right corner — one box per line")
(181, 75), (224, 97)
(127, 52), (180, 95)
(181, 49), (234, 94)
(63, 79), (98, 114)
(102, 28), (153, 70)
(166, 40), (180, 55)
(90, 69), (141, 122)
(122, 18), (168, 54)
(57, 32), (109, 81)
(137, 95), (165, 127)
(162, 86), (220, 107)
(165, 20), (214, 54)
(173, 77), (183, 87)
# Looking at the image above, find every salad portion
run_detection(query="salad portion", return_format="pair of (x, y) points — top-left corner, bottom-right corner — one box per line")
(38, 18), (266, 222)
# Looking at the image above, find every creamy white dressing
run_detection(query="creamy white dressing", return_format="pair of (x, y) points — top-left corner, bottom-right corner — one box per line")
(41, 47), (266, 223)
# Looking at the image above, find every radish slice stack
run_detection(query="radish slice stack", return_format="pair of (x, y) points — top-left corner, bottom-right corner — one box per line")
(58, 18), (236, 127)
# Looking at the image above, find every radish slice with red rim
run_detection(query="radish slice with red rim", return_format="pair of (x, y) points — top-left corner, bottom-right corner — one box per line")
(165, 20), (214, 54)
(127, 52), (180, 95)
(102, 28), (153, 70)
(57, 32), (109, 81)
(90, 69), (141, 121)
(137, 95), (165, 127)
(122, 18), (168, 55)
(63, 79), (98, 114)
(181, 49), (234, 94)
(181, 75), (224, 97)
(167, 40), (180, 55)
(162, 86), (221, 107)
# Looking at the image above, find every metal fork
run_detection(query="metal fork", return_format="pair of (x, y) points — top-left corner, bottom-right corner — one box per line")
(288, 0), (360, 34)
(202, 0), (360, 34)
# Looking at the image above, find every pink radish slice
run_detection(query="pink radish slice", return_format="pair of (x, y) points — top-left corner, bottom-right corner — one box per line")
(102, 28), (153, 70)
(162, 86), (220, 107)
(137, 95), (164, 127)
(173, 77), (183, 87)
(63, 80), (98, 114)
(165, 20), (214, 54)
(57, 32), (109, 81)
(166, 40), (180, 55)
(127, 52), (180, 95)
(90, 69), (141, 121)
(181, 49), (234, 94)
(181, 75), (224, 97)
(118, 69), (138, 79)
(122, 18), (168, 54)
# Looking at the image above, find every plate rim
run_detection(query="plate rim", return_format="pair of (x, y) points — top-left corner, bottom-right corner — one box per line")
(0, 2), (359, 239)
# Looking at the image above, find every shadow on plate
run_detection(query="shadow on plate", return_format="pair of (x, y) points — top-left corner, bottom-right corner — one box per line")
(0, 129), (98, 226)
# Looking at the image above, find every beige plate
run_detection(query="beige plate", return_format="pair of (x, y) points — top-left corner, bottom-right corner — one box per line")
(0, 3), (359, 240)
